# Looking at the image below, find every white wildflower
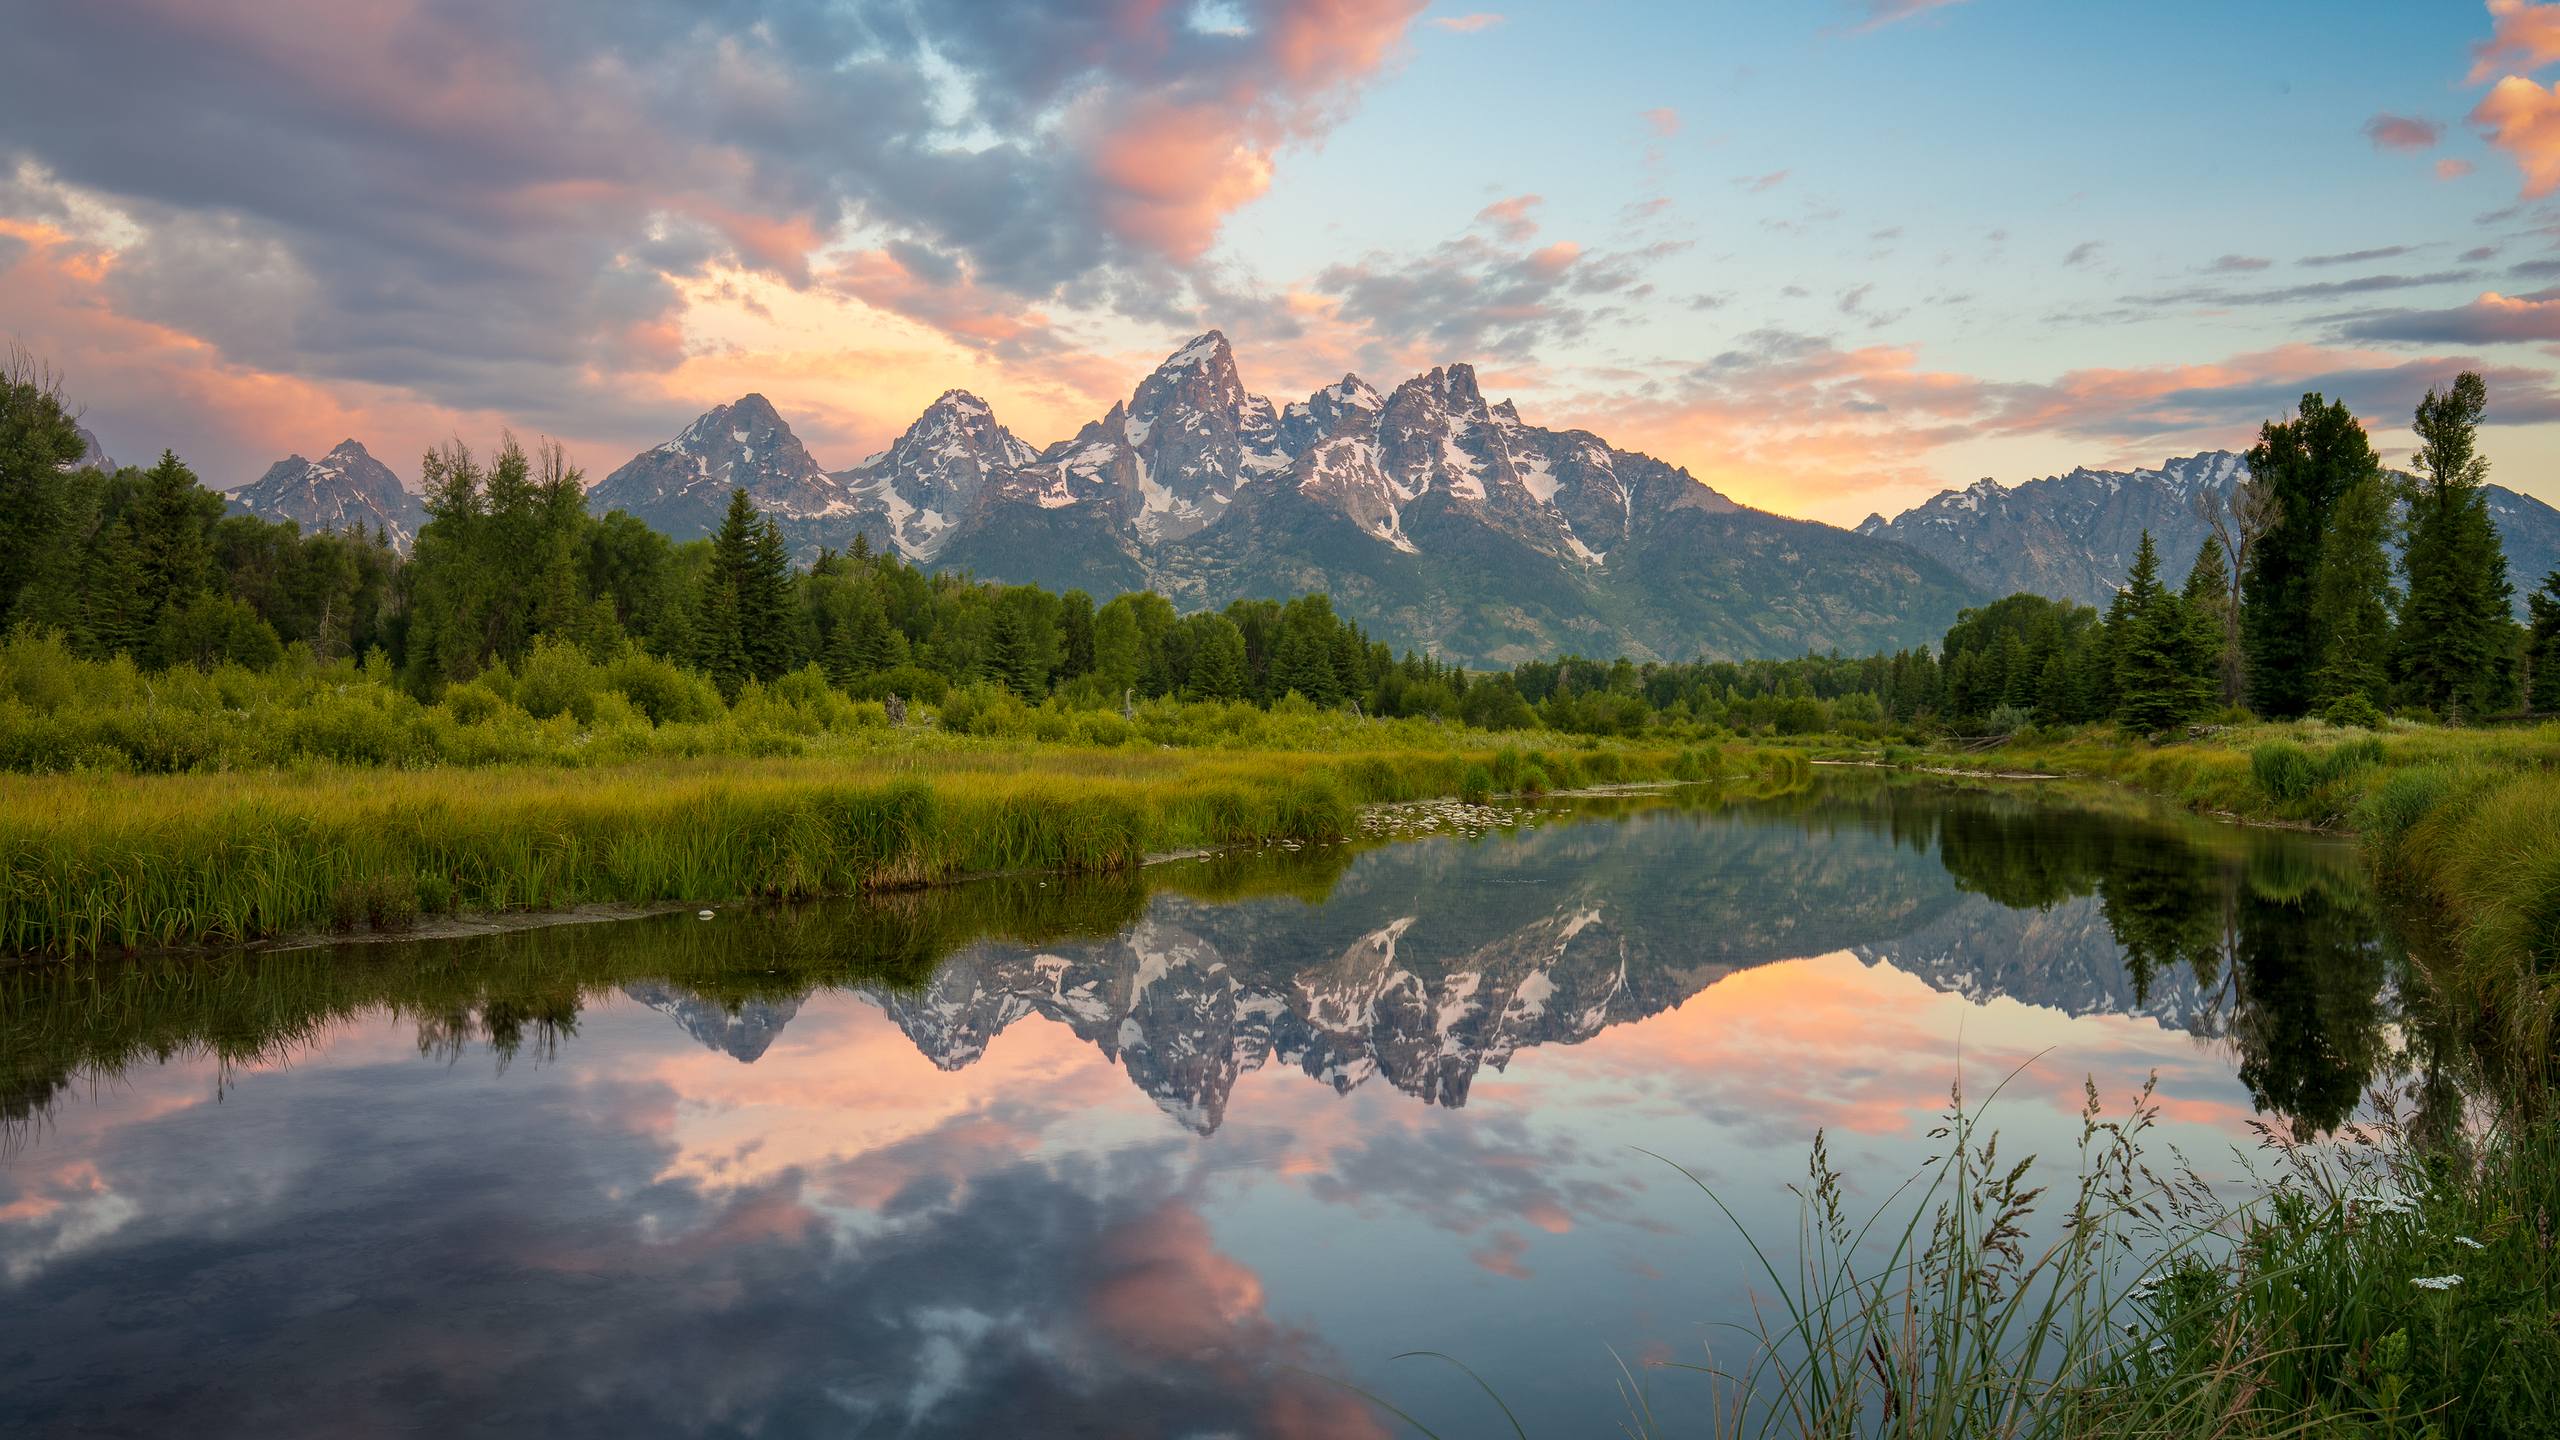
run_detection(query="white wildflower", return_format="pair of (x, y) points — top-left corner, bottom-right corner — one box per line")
(2454, 1236), (2485, 1250)
(2410, 1274), (2463, 1291)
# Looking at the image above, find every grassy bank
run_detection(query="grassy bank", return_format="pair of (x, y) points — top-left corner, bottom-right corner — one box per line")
(1887, 721), (2560, 1077)
(0, 738), (1769, 960)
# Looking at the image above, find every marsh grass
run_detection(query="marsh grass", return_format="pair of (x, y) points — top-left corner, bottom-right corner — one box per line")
(1377, 1071), (2560, 1439)
(0, 738), (1783, 959)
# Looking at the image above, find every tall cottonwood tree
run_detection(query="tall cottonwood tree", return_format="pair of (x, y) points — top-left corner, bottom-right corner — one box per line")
(2395, 372), (2513, 720)
(2242, 393), (2381, 717)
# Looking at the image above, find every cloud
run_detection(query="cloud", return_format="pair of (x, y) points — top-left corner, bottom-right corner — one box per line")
(2063, 240), (2105, 267)
(1304, 226), (1685, 371)
(1431, 11), (1506, 31)
(2440, 157), (2479, 181)
(1641, 107), (1682, 139)
(2299, 245), (2420, 267)
(2473, 73), (2560, 195)
(2127, 270), (2476, 309)
(2471, 0), (2560, 85)
(1848, 0), (1973, 32)
(1737, 170), (1790, 193)
(2364, 113), (2443, 150)
(2335, 288), (2560, 344)
(1473, 194), (1544, 244)
(2206, 254), (2274, 273)
(0, 0), (1431, 462)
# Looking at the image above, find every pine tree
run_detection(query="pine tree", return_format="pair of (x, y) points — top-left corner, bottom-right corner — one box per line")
(2527, 571), (2560, 715)
(1183, 613), (1249, 700)
(2242, 393), (2381, 717)
(2395, 372), (2513, 720)
(2310, 478), (2396, 713)
(744, 516), (797, 682)
(2181, 534), (2235, 711)
(699, 489), (763, 699)
(821, 619), (863, 689)
(131, 449), (218, 632)
(0, 349), (90, 627)
(2111, 531), (2213, 732)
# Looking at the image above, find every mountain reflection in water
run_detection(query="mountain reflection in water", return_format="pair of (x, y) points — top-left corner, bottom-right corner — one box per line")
(0, 778), (2426, 1439)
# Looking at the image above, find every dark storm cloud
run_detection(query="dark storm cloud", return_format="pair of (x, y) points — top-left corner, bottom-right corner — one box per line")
(0, 1), (1423, 436)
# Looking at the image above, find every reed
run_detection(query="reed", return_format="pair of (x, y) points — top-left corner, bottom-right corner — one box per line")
(0, 743), (1719, 959)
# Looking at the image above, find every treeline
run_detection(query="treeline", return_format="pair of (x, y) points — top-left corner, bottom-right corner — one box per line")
(7, 350), (2553, 739)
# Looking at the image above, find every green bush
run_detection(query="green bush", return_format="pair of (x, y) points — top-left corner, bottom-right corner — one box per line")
(1458, 763), (1494, 803)
(2250, 740), (2319, 803)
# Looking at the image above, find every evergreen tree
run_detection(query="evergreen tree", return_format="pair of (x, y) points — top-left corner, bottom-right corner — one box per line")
(2309, 478), (2396, 713)
(1180, 612), (1250, 701)
(697, 489), (765, 698)
(2395, 372), (2513, 720)
(2181, 534), (2235, 711)
(0, 350), (89, 626)
(2242, 393), (2381, 717)
(81, 518), (150, 658)
(130, 449), (219, 635)
(2110, 531), (2213, 732)
(2527, 571), (2560, 715)
(743, 516), (797, 682)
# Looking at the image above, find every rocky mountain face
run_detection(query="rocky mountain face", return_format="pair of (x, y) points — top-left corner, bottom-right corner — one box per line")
(73, 426), (113, 472)
(227, 438), (428, 550)
(603, 334), (1980, 663)
(1861, 451), (2560, 614)
(585, 393), (855, 553)
(833, 390), (1038, 561)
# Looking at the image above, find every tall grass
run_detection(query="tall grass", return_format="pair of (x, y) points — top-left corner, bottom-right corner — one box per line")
(0, 742), (1750, 959)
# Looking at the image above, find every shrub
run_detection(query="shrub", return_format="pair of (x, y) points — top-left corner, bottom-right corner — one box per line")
(604, 650), (722, 724)
(2250, 740), (2319, 803)
(1458, 763), (1494, 803)
(2317, 691), (2385, 729)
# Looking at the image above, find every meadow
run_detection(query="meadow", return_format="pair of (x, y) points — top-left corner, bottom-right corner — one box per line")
(0, 631), (1745, 958)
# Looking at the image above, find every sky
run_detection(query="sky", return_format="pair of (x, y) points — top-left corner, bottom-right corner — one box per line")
(8, 0), (2560, 525)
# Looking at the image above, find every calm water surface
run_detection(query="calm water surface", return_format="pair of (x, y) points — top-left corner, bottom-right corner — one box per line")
(0, 778), (2421, 1437)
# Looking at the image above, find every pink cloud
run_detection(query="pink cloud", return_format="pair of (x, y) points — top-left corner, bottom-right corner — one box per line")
(2439, 156), (2478, 180)
(2471, 0), (2560, 84)
(1431, 12), (1507, 32)
(1739, 169), (1790, 193)
(2473, 73), (2560, 194)
(1474, 193), (1544, 243)
(2364, 112), (2443, 150)
(1642, 106), (1681, 139)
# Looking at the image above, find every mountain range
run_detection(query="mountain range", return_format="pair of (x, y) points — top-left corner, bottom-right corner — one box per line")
(583, 333), (1978, 664)
(219, 333), (2560, 657)
(1860, 451), (2560, 616)
(225, 438), (429, 550)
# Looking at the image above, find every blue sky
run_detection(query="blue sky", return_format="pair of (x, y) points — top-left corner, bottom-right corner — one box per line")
(4, 0), (2557, 521)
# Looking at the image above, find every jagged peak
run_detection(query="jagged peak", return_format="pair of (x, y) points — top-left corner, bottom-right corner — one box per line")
(1158, 330), (1232, 372)
(926, 388), (994, 415)
(324, 437), (372, 458)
